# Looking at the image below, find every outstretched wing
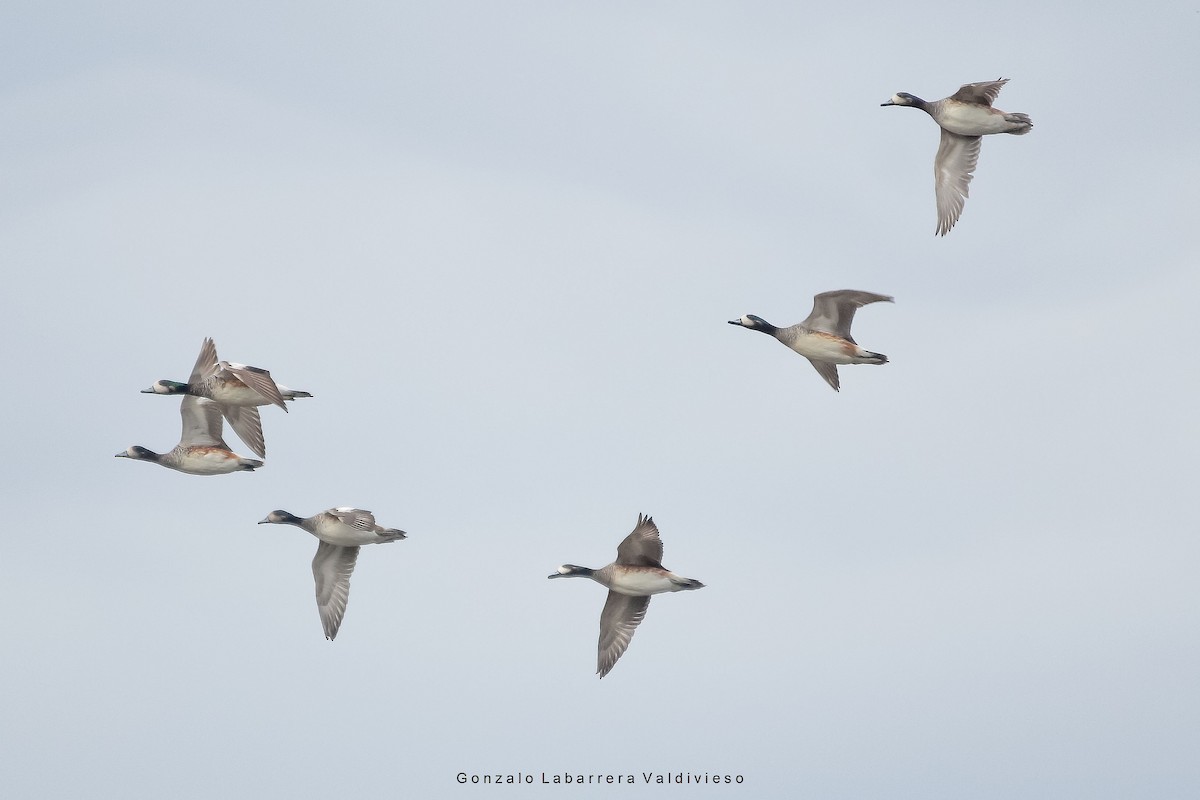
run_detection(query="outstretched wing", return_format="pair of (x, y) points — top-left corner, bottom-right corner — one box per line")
(312, 542), (360, 640)
(949, 78), (1009, 106)
(615, 513), (664, 567)
(807, 358), (841, 391)
(934, 129), (982, 236)
(188, 338), (220, 384)
(597, 591), (651, 678)
(802, 290), (894, 339)
(178, 395), (228, 448)
(222, 405), (266, 459)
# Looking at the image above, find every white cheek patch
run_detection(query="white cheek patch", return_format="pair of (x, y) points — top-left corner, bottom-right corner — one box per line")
(891, 94), (906, 105)
(557, 565), (572, 575)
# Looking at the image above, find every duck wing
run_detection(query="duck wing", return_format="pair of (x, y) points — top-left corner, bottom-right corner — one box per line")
(807, 358), (841, 391)
(328, 507), (378, 533)
(218, 360), (288, 411)
(934, 129), (982, 236)
(949, 78), (1008, 106)
(222, 405), (266, 459)
(188, 337), (221, 384)
(178, 395), (229, 448)
(615, 513), (664, 567)
(802, 290), (894, 340)
(597, 591), (650, 678)
(312, 542), (360, 640)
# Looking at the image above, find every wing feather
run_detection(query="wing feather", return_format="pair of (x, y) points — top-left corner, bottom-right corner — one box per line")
(188, 338), (220, 385)
(328, 507), (378, 532)
(949, 78), (1008, 106)
(803, 290), (894, 339)
(807, 358), (841, 391)
(312, 542), (360, 640)
(934, 129), (981, 236)
(221, 361), (288, 411)
(222, 405), (265, 459)
(597, 592), (650, 678)
(178, 395), (228, 448)
(615, 514), (664, 567)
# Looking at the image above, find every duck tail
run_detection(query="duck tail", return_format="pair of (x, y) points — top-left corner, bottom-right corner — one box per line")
(379, 528), (407, 542)
(672, 577), (705, 591)
(239, 458), (265, 471)
(862, 350), (888, 365)
(1005, 112), (1032, 133)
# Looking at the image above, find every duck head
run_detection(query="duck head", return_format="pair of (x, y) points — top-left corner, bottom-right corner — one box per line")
(881, 92), (925, 108)
(727, 314), (778, 335)
(114, 445), (159, 462)
(142, 380), (189, 395)
(548, 564), (595, 579)
(259, 510), (304, 526)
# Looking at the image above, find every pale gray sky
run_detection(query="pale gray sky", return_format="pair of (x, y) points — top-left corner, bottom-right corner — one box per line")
(3, 2), (1198, 797)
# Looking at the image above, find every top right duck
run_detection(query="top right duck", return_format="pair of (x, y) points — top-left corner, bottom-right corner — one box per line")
(882, 78), (1032, 236)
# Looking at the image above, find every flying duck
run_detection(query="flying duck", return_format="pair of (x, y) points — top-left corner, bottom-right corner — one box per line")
(729, 289), (893, 391)
(549, 514), (704, 678)
(882, 78), (1032, 235)
(259, 507), (407, 640)
(115, 395), (263, 474)
(142, 337), (311, 459)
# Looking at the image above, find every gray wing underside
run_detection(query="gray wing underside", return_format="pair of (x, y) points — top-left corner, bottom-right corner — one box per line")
(802, 290), (895, 339)
(312, 542), (360, 640)
(934, 129), (982, 236)
(222, 405), (266, 459)
(615, 514), (664, 567)
(807, 358), (841, 391)
(178, 395), (229, 448)
(597, 591), (650, 678)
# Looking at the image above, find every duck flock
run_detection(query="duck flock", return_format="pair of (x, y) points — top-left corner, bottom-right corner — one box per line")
(116, 78), (1031, 678)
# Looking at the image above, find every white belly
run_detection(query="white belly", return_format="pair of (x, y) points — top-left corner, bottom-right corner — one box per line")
(608, 570), (681, 596)
(172, 447), (246, 475)
(312, 519), (379, 547)
(937, 104), (1012, 136)
(788, 332), (858, 363)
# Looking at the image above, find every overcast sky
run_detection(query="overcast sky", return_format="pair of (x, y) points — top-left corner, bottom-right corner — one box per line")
(3, 2), (1198, 797)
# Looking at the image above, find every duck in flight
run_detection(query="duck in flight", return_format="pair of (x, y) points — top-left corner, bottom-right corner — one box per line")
(729, 289), (893, 391)
(142, 337), (312, 459)
(115, 395), (263, 474)
(549, 514), (704, 678)
(259, 507), (407, 640)
(882, 78), (1032, 235)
